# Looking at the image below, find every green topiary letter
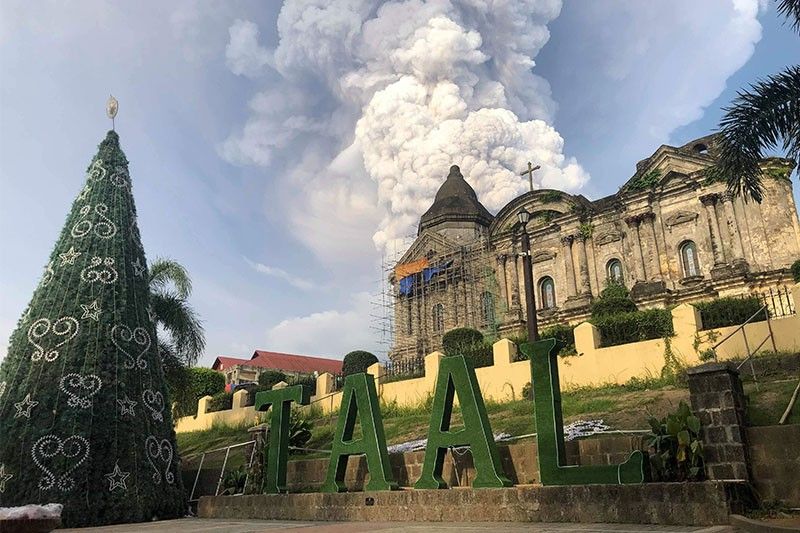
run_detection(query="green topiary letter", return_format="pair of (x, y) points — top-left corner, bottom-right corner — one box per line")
(415, 355), (511, 489)
(521, 339), (647, 485)
(254, 385), (307, 493)
(321, 373), (397, 492)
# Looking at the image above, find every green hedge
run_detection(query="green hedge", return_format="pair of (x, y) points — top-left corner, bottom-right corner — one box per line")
(792, 259), (800, 282)
(591, 309), (674, 347)
(695, 296), (766, 330)
(288, 375), (316, 402)
(258, 370), (287, 388)
(540, 324), (577, 356)
(207, 391), (233, 413)
(173, 367), (226, 417)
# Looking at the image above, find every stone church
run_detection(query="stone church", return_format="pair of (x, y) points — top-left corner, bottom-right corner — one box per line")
(389, 134), (799, 363)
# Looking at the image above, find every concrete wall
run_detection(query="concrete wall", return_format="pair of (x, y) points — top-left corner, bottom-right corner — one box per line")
(174, 284), (800, 428)
(747, 425), (800, 506)
(174, 389), (260, 433)
(308, 284), (799, 414)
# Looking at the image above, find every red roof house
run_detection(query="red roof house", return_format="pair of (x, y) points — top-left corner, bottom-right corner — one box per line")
(211, 350), (343, 385)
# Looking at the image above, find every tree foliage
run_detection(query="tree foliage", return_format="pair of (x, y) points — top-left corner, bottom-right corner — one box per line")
(172, 367), (226, 418)
(258, 370), (287, 388)
(149, 258), (205, 367)
(590, 282), (638, 318)
(710, 2), (800, 201)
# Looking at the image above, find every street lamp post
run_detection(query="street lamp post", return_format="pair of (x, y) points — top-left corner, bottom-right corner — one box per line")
(517, 208), (539, 342)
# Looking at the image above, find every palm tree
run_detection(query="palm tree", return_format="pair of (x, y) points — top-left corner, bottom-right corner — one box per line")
(148, 258), (206, 399)
(712, 0), (800, 202)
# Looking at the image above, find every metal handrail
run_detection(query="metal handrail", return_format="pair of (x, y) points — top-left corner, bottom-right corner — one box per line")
(711, 304), (774, 390)
(711, 304), (769, 356)
(188, 439), (256, 502)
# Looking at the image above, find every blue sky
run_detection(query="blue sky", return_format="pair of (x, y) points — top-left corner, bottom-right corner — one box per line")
(1, 1), (798, 367)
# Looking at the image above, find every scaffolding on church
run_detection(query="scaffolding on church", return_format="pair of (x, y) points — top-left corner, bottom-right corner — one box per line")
(370, 234), (511, 366)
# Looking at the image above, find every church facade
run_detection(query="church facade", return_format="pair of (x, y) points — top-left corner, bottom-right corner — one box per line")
(389, 135), (800, 363)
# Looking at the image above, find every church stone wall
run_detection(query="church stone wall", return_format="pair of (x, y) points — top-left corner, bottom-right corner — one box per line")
(390, 141), (799, 364)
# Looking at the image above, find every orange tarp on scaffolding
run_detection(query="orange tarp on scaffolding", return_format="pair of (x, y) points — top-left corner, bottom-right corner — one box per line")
(395, 258), (429, 279)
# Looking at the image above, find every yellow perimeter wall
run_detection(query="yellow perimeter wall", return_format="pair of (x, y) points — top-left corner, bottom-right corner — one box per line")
(174, 284), (800, 431)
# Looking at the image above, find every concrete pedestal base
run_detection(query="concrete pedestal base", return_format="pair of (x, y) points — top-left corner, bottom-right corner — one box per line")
(199, 482), (752, 526)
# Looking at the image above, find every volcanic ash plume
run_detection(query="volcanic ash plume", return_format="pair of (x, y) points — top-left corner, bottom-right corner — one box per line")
(224, 0), (588, 255)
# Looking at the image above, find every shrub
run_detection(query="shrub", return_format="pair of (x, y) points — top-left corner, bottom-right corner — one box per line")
(173, 367), (226, 418)
(287, 375), (316, 402)
(288, 408), (313, 452)
(258, 370), (287, 388)
(522, 382), (533, 401)
(236, 383), (277, 407)
(695, 296), (766, 330)
(207, 391), (233, 413)
(454, 341), (494, 368)
(442, 328), (492, 368)
(342, 350), (378, 376)
(539, 324), (577, 356)
(647, 401), (705, 482)
(442, 328), (484, 353)
(590, 282), (638, 318)
(591, 308), (674, 347)
(792, 259), (800, 282)
(221, 466), (247, 495)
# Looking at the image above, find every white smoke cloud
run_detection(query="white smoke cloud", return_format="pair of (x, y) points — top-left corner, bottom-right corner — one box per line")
(222, 0), (586, 257)
(225, 19), (274, 77)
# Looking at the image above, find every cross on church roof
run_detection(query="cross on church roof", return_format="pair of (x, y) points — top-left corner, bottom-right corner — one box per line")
(520, 161), (541, 192)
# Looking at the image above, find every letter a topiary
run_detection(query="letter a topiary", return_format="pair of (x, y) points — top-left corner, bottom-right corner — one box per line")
(321, 373), (397, 492)
(520, 339), (647, 485)
(415, 355), (511, 489)
(254, 385), (307, 494)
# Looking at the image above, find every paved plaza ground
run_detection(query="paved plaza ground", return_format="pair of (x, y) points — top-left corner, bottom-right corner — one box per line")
(61, 518), (739, 532)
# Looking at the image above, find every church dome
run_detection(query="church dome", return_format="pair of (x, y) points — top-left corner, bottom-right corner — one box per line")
(419, 165), (493, 233)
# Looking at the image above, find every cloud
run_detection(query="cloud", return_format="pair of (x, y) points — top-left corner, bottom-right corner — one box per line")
(540, 0), (766, 187)
(245, 257), (316, 290)
(225, 19), (274, 77)
(221, 0), (586, 260)
(263, 292), (379, 358)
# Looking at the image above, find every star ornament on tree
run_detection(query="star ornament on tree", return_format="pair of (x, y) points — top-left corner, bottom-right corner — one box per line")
(105, 462), (130, 492)
(80, 300), (102, 321)
(59, 246), (82, 265)
(132, 257), (146, 278)
(14, 393), (38, 419)
(116, 394), (137, 416)
(0, 464), (13, 493)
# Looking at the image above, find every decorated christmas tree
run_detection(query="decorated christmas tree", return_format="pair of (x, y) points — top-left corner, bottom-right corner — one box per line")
(0, 126), (186, 527)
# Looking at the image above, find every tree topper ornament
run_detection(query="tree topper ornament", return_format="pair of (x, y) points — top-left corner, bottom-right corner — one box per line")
(107, 95), (118, 130)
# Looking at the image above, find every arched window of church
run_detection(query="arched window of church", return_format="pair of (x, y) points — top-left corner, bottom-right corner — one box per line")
(480, 291), (495, 326)
(432, 303), (445, 333)
(539, 277), (556, 309)
(680, 241), (700, 277)
(606, 259), (623, 284)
